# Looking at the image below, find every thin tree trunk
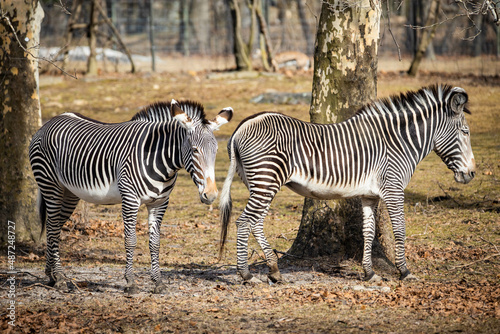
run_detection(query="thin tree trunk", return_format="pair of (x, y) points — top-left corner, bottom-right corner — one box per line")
(149, 0), (155, 72)
(87, 0), (98, 75)
(191, 0), (210, 55)
(255, 0), (276, 71)
(472, 13), (483, 57)
(93, 0), (135, 73)
(247, 0), (257, 57)
(227, 0), (252, 70)
(289, 0), (394, 271)
(408, 0), (440, 77)
(43, 0), (81, 71)
(0, 0), (44, 243)
(497, 24), (500, 58)
(180, 0), (190, 57)
(297, 0), (313, 54)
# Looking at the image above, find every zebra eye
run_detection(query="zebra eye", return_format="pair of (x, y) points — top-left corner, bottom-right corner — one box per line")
(461, 127), (469, 135)
(192, 147), (199, 154)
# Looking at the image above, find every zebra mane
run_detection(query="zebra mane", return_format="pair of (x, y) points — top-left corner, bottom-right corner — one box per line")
(130, 100), (208, 123)
(355, 84), (459, 118)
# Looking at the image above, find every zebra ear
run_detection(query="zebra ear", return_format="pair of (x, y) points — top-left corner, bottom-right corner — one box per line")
(209, 107), (233, 131)
(449, 88), (468, 114)
(171, 99), (194, 129)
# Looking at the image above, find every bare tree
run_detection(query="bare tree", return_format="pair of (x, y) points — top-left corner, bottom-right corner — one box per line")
(87, 0), (98, 75)
(51, 0), (136, 74)
(227, 0), (253, 70)
(255, 0), (277, 71)
(227, 0), (276, 71)
(408, 0), (441, 76)
(406, 0), (500, 75)
(0, 1), (44, 243)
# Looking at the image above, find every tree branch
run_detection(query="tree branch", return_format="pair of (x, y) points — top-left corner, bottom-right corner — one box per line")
(385, 0), (401, 61)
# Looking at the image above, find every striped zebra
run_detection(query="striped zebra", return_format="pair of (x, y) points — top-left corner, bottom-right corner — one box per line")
(219, 84), (475, 284)
(29, 100), (233, 294)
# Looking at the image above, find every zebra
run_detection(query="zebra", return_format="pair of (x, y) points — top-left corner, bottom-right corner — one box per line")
(219, 84), (475, 284)
(29, 99), (233, 294)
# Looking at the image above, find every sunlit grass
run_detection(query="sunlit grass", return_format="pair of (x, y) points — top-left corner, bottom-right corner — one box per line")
(36, 69), (499, 283)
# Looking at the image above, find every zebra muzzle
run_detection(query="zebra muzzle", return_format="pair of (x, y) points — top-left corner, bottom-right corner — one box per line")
(200, 177), (218, 205)
(454, 171), (475, 184)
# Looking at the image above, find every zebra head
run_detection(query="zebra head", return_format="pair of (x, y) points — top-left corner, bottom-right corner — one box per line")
(171, 100), (233, 204)
(434, 87), (476, 184)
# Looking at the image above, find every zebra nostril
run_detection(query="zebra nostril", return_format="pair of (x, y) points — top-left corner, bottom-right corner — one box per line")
(470, 171), (476, 178)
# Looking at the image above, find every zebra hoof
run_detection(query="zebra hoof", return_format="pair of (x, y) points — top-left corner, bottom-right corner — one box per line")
(267, 272), (283, 284)
(53, 279), (71, 292)
(363, 271), (377, 282)
(124, 284), (140, 295)
(243, 276), (263, 285)
(49, 273), (72, 292)
(400, 272), (419, 281)
(153, 283), (168, 294)
(368, 274), (383, 283)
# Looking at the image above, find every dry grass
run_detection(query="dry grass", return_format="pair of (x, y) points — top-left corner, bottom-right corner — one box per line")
(4, 58), (499, 332)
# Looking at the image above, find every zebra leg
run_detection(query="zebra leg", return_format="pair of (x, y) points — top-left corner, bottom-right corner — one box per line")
(44, 190), (80, 290)
(146, 200), (169, 294)
(235, 215), (255, 282)
(251, 215), (283, 283)
(360, 197), (382, 282)
(386, 198), (418, 281)
(236, 193), (280, 284)
(122, 198), (141, 294)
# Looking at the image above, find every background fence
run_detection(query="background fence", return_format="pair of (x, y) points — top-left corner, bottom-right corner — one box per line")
(39, 0), (500, 65)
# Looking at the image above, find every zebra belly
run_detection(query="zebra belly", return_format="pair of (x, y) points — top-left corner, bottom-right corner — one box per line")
(64, 181), (122, 205)
(285, 174), (380, 200)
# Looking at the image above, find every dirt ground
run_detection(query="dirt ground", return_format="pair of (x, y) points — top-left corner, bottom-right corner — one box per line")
(2, 56), (500, 333)
(2, 244), (499, 333)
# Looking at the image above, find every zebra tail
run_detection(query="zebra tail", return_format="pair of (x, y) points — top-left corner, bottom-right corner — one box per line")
(218, 140), (236, 261)
(38, 190), (47, 239)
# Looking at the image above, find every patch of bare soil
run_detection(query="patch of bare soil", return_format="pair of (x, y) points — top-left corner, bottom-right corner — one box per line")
(2, 242), (499, 333)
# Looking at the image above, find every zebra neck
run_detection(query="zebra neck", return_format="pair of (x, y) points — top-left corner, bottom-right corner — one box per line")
(139, 123), (185, 180)
(345, 104), (440, 183)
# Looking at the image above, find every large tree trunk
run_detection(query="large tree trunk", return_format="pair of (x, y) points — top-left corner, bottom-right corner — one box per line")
(0, 0), (44, 243)
(288, 0), (395, 271)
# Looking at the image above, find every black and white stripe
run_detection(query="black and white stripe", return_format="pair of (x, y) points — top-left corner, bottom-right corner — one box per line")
(29, 99), (232, 293)
(219, 84), (475, 283)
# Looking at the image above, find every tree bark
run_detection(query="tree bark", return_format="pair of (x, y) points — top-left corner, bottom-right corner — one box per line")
(0, 0), (44, 243)
(227, 0), (252, 70)
(289, 0), (394, 270)
(408, 0), (440, 77)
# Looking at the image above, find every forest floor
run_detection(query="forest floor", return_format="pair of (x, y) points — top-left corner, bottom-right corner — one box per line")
(1, 56), (500, 333)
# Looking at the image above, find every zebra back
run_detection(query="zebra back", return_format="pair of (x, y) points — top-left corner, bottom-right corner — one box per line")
(354, 84), (470, 119)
